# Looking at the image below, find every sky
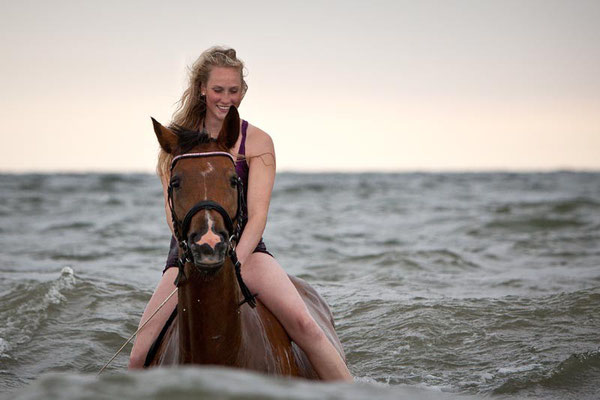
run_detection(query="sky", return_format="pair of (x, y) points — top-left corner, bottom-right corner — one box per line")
(1, 0), (599, 173)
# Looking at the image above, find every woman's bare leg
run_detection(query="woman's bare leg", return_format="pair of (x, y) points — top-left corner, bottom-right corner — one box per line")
(241, 253), (352, 382)
(128, 268), (178, 369)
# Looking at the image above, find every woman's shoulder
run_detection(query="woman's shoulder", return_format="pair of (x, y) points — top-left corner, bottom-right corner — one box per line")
(244, 122), (274, 158)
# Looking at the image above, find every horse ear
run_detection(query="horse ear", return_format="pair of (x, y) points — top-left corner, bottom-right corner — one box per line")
(151, 117), (178, 154)
(217, 106), (240, 150)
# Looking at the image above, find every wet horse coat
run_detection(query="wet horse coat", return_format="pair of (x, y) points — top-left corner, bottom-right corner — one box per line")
(144, 108), (345, 378)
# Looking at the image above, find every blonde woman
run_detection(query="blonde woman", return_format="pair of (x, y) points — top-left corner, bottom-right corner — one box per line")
(128, 46), (352, 381)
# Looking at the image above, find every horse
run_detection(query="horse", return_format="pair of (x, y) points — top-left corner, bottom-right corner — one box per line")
(144, 106), (346, 378)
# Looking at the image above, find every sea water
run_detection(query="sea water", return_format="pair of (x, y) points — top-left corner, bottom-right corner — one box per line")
(1, 172), (599, 399)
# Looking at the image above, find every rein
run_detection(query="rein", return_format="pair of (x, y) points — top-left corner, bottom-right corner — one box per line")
(168, 151), (257, 308)
(98, 287), (178, 375)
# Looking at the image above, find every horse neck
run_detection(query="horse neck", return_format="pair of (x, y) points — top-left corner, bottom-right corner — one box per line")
(177, 260), (243, 364)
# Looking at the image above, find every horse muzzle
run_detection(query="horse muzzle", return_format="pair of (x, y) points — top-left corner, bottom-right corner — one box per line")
(189, 240), (228, 272)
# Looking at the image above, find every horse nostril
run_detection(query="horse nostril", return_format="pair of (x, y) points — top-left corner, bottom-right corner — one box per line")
(214, 241), (227, 256)
(191, 243), (215, 257)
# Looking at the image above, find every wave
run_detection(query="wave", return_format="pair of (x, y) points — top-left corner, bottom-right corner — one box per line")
(277, 183), (331, 195)
(493, 350), (600, 396)
(492, 197), (600, 215)
(0, 267), (76, 358)
(543, 350), (600, 388)
(550, 198), (600, 213)
(485, 217), (584, 231)
(43, 222), (95, 232)
(13, 175), (49, 191)
(4, 366), (481, 400)
(365, 248), (481, 271)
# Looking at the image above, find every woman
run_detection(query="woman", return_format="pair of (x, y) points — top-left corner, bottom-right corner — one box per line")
(128, 46), (352, 381)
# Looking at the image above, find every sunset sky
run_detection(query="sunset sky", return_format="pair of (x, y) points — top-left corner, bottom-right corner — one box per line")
(2, 0), (599, 172)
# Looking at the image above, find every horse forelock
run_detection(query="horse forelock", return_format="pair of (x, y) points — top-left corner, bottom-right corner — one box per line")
(170, 124), (219, 155)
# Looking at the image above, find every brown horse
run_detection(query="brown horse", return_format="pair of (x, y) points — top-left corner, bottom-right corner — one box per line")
(144, 107), (345, 378)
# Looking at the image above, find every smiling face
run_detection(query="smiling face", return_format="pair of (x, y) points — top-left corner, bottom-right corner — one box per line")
(202, 66), (244, 124)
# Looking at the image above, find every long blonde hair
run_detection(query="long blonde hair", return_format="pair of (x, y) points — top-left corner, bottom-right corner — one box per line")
(157, 46), (248, 179)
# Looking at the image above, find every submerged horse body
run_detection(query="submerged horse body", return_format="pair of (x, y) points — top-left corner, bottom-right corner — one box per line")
(144, 107), (345, 378)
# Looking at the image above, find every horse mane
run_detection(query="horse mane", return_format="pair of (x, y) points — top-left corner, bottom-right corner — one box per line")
(169, 124), (216, 153)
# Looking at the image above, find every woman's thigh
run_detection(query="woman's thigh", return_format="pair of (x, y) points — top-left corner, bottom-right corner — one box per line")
(241, 253), (311, 328)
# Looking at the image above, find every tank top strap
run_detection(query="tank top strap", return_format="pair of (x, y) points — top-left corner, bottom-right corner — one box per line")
(239, 120), (248, 156)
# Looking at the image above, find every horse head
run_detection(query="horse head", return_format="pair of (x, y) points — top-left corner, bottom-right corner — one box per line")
(151, 107), (241, 274)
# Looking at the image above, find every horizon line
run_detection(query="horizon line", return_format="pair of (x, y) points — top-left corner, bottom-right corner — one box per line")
(1, 167), (599, 175)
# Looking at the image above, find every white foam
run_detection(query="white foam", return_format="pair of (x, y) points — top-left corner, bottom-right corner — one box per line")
(0, 337), (10, 356)
(353, 376), (387, 386)
(497, 363), (541, 374)
(478, 372), (494, 381)
(392, 344), (411, 354)
(43, 267), (76, 305)
(44, 285), (67, 304)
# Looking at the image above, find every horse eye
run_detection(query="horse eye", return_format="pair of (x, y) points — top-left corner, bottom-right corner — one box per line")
(230, 176), (238, 188)
(170, 177), (181, 189)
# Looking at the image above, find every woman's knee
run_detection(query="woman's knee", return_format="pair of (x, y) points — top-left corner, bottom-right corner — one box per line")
(288, 311), (325, 343)
(128, 347), (146, 369)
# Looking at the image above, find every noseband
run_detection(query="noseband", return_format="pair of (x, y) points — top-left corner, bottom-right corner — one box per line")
(167, 151), (256, 308)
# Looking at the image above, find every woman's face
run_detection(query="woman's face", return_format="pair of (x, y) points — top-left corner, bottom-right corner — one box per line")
(203, 66), (243, 123)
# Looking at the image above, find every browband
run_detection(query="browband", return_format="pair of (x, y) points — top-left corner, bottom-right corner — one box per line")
(171, 152), (235, 171)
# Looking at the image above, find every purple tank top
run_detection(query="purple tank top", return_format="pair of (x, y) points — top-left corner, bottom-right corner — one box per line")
(235, 120), (250, 224)
(235, 120), (249, 189)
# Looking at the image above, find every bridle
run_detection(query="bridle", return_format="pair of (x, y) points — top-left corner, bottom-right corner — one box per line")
(167, 151), (256, 308)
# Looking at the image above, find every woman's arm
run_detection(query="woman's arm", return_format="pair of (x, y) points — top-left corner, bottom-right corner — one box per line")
(234, 125), (276, 264)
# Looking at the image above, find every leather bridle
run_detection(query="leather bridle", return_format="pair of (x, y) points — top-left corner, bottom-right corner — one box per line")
(167, 151), (256, 308)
